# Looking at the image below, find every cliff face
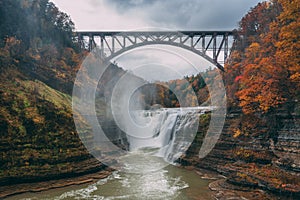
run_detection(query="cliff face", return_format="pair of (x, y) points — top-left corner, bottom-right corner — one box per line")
(0, 69), (108, 187)
(272, 112), (300, 172)
(179, 110), (300, 197)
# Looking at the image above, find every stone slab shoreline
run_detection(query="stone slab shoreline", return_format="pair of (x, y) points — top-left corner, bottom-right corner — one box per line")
(0, 169), (113, 199)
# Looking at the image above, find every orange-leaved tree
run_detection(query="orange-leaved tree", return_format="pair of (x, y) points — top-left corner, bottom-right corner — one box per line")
(275, 0), (300, 99)
(235, 0), (291, 114)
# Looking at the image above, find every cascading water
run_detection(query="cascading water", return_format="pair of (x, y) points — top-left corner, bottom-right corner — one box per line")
(126, 107), (212, 164)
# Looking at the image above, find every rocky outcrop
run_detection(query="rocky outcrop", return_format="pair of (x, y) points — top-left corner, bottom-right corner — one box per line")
(0, 168), (112, 199)
(272, 112), (300, 172)
(178, 110), (300, 198)
(209, 179), (278, 200)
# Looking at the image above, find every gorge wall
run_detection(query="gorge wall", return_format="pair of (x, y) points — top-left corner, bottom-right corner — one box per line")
(0, 70), (108, 187)
(179, 110), (300, 197)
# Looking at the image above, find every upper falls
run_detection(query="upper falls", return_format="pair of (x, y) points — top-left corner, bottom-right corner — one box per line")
(125, 107), (212, 164)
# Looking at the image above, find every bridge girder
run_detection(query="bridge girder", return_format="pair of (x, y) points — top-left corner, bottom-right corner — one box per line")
(76, 31), (236, 71)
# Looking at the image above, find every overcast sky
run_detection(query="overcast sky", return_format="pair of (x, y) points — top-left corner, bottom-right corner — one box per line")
(51, 0), (262, 31)
(51, 0), (263, 81)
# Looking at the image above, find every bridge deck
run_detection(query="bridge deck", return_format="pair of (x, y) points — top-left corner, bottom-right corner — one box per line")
(77, 31), (235, 36)
(76, 30), (237, 71)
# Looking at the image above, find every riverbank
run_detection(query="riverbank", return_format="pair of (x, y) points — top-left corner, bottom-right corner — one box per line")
(188, 166), (295, 200)
(205, 168), (298, 199)
(0, 168), (113, 199)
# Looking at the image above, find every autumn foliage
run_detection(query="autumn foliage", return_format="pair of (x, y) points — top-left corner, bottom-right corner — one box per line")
(225, 0), (300, 114)
(139, 68), (218, 109)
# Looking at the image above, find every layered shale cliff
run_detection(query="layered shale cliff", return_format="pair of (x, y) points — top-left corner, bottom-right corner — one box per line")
(179, 110), (300, 197)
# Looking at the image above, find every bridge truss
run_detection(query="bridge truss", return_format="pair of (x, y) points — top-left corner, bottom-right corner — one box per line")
(76, 31), (236, 71)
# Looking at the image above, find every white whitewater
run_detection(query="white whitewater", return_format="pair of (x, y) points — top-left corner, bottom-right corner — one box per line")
(127, 107), (212, 163)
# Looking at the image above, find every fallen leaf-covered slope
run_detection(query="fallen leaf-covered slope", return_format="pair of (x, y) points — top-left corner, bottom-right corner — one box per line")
(0, 68), (106, 185)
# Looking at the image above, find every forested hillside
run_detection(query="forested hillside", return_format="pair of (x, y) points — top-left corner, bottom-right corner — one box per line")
(225, 0), (299, 115)
(139, 68), (218, 108)
(0, 0), (110, 190)
(222, 0), (300, 141)
(0, 0), (82, 94)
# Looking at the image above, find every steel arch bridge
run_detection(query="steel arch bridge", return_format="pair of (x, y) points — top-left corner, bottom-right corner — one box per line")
(76, 31), (237, 71)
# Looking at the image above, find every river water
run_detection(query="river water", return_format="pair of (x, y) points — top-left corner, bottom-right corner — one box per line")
(7, 107), (215, 200)
(7, 148), (214, 199)
(7, 157), (213, 200)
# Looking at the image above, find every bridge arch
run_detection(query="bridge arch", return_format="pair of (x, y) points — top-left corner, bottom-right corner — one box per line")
(77, 31), (236, 71)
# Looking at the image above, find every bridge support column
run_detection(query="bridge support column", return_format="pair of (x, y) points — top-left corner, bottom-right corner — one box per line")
(213, 33), (217, 62)
(100, 37), (104, 59)
(224, 33), (229, 62)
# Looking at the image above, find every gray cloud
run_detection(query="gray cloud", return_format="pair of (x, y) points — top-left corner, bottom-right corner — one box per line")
(104, 0), (262, 30)
(105, 0), (159, 10)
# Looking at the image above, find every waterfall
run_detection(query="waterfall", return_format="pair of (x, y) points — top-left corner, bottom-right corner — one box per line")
(126, 107), (211, 163)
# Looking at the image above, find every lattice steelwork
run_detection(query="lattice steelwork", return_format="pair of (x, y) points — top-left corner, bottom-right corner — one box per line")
(76, 31), (236, 71)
